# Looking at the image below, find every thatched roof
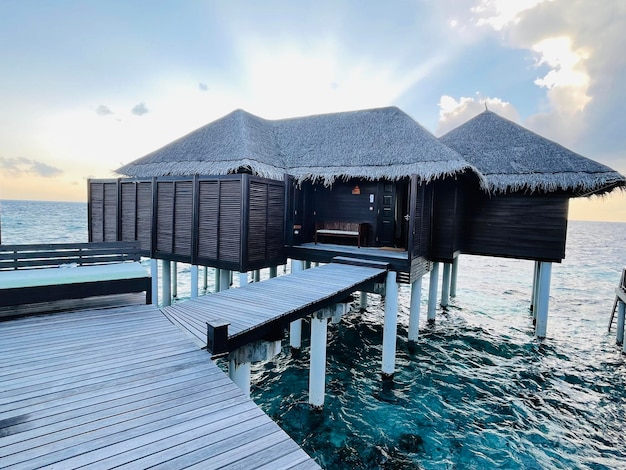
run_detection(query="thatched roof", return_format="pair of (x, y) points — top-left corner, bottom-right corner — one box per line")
(117, 109), (284, 180)
(439, 110), (626, 196)
(116, 107), (478, 185)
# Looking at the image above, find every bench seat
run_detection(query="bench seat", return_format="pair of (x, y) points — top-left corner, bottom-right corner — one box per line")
(0, 262), (149, 289)
(315, 222), (367, 248)
(0, 242), (151, 309)
(316, 229), (360, 237)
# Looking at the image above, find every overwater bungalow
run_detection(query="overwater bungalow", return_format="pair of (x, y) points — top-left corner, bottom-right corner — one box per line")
(89, 106), (625, 344)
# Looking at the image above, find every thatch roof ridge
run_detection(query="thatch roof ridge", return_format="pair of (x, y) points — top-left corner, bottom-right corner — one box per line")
(274, 106), (482, 185)
(439, 110), (626, 196)
(116, 106), (482, 185)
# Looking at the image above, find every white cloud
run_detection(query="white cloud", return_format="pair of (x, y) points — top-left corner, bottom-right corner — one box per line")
(532, 36), (591, 113)
(468, 0), (626, 161)
(471, 0), (554, 30)
(436, 94), (520, 136)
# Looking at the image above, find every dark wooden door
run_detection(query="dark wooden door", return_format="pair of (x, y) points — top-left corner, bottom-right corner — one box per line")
(377, 182), (395, 246)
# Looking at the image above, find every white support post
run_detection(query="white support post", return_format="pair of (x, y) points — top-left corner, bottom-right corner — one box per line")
(289, 260), (305, 349)
(359, 291), (368, 311)
(171, 261), (178, 298)
(219, 269), (231, 292)
(408, 276), (422, 342)
(229, 359), (251, 398)
(534, 262), (552, 339)
(531, 261), (540, 313)
(269, 266), (278, 278)
(290, 319), (302, 350)
(616, 301), (625, 346)
(203, 266), (208, 291)
(161, 260), (171, 307)
(382, 271), (399, 378)
(239, 272), (248, 287)
(450, 257), (458, 298)
(190, 265), (199, 299)
(427, 262), (439, 322)
(215, 268), (221, 292)
(150, 259), (158, 305)
(441, 262), (451, 308)
(228, 340), (281, 399)
(309, 314), (328, 408)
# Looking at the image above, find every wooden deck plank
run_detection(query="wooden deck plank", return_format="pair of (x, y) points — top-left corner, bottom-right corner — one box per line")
(78, 412), (271, 469)
(0, 372), (229, 446)
(0, 305), (320, 469)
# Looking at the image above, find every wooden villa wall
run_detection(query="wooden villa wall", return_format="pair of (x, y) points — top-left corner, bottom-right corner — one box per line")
(463, 192), (569, 262)
(88, 175), (286, 272)
(430, 179), (465, 262)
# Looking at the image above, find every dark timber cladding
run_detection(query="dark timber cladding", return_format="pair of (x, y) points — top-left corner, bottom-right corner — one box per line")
(88, 174), (286, 272)
(429, 179), (465, 262)
(0, 305), (320, 468)
(464, 192), (569, 262)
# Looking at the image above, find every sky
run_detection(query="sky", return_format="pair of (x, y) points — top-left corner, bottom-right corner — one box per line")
(0, 0), (624, 222)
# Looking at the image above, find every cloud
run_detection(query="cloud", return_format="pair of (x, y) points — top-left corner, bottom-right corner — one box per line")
(468, 0), (626, 165)
(471, 0), (554, 31)
(198, 82), (208, 91)
(436, 94), (520, 136)
(96, 105), (113, 116)
(131, 102), (149, 116)
(0, 156), (63, 177)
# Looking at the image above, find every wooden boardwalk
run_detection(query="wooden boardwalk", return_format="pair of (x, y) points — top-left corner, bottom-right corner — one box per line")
(0, 304), (320, 469)
(162, 261), (388, 353)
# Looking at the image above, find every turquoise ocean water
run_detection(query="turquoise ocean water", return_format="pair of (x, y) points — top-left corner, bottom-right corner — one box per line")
(1, 199), (626, 469)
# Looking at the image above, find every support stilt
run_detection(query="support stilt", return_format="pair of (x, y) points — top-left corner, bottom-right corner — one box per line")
(450, 257), (458, 298)
(290, 260), (305, 349)
(228, 340), (281, 398)
(239, 271), (248, 287)
(359, 291), (368, 311)
(161, 260), (171, 307)
(382, 271), (399, 378)
(269, 266), (278, 278)
(616, 301), (625, 346)
(253, 269), (261, 282)
(215, 268), (221, 292)
(203, 266), (208, 291)
(290, 319), (302, 349)
(531, 261), (540, 313)
(441, 262), (451, 308)
(171, 261), (178, 298)
(535, 261), (552, 338)
(190, 265), (199, 299)
(427, 262), (439, 322)
(408, 276), (422, 342)
(309, 314), (328, 408)
(219, 269), (231, 292)
(228, 359), (251, 398)
(150, 259), (158, 305)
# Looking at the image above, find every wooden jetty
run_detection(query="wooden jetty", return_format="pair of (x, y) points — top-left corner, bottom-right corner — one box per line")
(162, 260), (388, 352)
(0, 303), (320, 469)
(162, 259), (390, 407)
